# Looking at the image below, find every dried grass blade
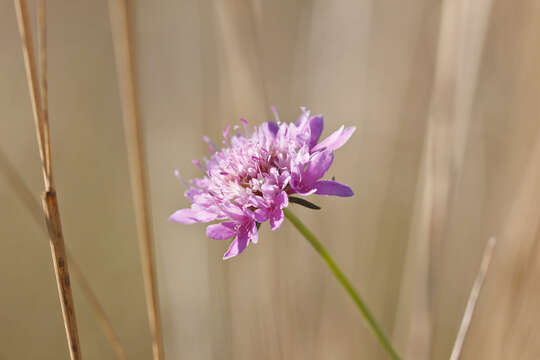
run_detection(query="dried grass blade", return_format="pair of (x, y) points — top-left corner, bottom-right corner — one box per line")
(14, 0), (81, 358)
(107, 1), (164, 358)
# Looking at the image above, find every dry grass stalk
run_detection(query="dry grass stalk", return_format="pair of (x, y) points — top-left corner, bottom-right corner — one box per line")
(68, 261), (128, 360)
(37, 0), (50, 174)
(395, 0), (494, 358)
(0, 149), (127, 359)
(13, 0), (81, 358)
(449, 237), (496, 360)
(107, 1), (164, 358)
(400, 2), (459, 357)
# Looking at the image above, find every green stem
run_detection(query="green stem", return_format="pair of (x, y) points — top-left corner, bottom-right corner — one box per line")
(283, 208), (401, 360)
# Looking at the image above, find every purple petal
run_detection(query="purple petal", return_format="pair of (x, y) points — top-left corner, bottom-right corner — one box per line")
(223, 231), (250, 260)
(191, 206), (222, 222)
(275, 191), (289, 208)
(250, 225), (259, 244)
(261, 182), (279, 198)
(312, 126), (356, 152)
(305, 151), (334, 183)
(221, 204), (248, 222)
(270, 208), (284, 230)
(293, 188), (318, 196)
(308, 116), (324, 149)
(314, 180), (354, 197)
(253, 208), (269, 223)
(185, 187), (205, 202)
(291, 186), (317, 196)
(206, 222), (236, 240)
(295, 107), (310, 126)
(168, 209), (200, 224)
(265, 121), (279, 136)
(169, 207), (220, 224)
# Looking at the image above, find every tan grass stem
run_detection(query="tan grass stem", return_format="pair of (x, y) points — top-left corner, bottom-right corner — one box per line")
(37, 0), (51, 181)
(0, 150), (127, 359)
(68, 261), (128, 360)
(107, 1), (164, 359)
(14, 0), (81, 358)
(449, 237), (496, 360)
(14, 0), (49, 188)
(395, 0), (493, 358)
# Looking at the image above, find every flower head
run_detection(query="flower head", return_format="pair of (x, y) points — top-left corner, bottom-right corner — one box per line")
(169, 107), (355, 259)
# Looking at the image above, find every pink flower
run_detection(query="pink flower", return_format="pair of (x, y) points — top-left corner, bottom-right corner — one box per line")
(169, 107), (355, 259)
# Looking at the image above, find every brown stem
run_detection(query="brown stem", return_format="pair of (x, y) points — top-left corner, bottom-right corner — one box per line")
(13, 0), (81, 358)
(41, 191), (81, 359)
(107, 1), (164, 359)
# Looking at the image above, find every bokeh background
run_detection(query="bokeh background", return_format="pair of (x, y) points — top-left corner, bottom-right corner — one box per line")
(2, 0), (540, 359)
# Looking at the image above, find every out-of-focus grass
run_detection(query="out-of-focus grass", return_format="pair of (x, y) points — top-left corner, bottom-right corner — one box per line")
(3, 0), (540, 359)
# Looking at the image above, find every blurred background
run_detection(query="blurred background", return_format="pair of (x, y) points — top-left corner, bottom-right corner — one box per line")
(2, 0), (540, 359)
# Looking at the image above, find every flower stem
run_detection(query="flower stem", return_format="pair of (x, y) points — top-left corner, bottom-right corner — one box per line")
(283, 208), (401, 360)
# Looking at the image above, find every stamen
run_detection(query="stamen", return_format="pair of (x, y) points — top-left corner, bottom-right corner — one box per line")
(203, 135), (219, 154)
(223, 124), (230, 139)
(270, 105), (280, 123)
(240, 118), (251, 135)
(192, 159), (204, 170)
(174, 169), (188, 188)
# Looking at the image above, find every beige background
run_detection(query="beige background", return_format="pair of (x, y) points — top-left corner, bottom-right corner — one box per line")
(2, 0), (540, 359)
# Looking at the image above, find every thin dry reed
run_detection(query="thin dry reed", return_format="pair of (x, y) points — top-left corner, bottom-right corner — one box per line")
(69, 261), (128, 360)
(38, 0), (47, 143)
(13, 0), (81, 358)
(449, 237), (496, 360)
(107, 1), (164, 359)
(394, 0), (493, 358)
(398, 1), (459, 356)
(0, 149), (127, 359)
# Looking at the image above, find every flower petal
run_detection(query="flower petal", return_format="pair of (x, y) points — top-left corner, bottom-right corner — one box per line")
(250, 225), (259, 244)
(294, 188), (318, 196)
(168, 208), (200, 224)
(253, 208), (269, 223)
(275, 191), (289, 208)
(308, 115), (324, 149)
(262, 121), (279, 137)
(206, 222), (236, 240)
(169, 207), (220, 224)
(312, 126), (356, 152)
(305, 151), (334, 183)
(314, 180), (354, 197)
(295, 107), (310, 126)
(223, 231), (250, 259)
(270, 208), (284, 230)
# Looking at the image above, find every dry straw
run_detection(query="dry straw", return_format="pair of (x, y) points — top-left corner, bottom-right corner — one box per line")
(108, 0), (164, 358)
(394, 0), (494, 358)
(13, 0), (81, 358)
(449, 237), (496, 360)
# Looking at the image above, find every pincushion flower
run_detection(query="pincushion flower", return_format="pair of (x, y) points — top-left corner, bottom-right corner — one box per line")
(169, 107), (355, 259)
(168, 107), (401, 358)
